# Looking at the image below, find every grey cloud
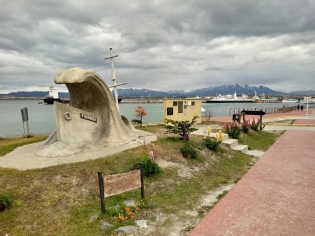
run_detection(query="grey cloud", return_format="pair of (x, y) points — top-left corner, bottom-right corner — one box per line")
(0, 0), (314, 93)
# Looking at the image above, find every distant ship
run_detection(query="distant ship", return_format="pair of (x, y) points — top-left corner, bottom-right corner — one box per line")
(205, 92), (255, 103)
(109, 87), (123, 103)
(254, 92), (279, 103)
(282, 99), (298, 103)
(43, 86), (69, 104)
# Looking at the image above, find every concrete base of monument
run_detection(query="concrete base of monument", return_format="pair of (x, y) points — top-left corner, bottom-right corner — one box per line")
(0, 130), (156, 170)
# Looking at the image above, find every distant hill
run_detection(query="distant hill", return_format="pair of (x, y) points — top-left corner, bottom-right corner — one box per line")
(118, 84), (282, 97)
(0, 91), (70, 98)
(117, 88), (169, 97)
(2, 84), (314, 98)
(288, 89), (315, 96)
(169, 84), (282, 96)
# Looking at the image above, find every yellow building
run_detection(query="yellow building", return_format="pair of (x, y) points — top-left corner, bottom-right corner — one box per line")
(163, 99), (202, 123)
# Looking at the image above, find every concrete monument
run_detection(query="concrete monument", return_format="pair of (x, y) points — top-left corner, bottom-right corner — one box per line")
(36, 67), (138, 157)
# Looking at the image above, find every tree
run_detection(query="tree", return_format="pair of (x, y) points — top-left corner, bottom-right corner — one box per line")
(204, 109), (212, 121)
(133, 106), (147, 126)
(163, 116), (198, 141)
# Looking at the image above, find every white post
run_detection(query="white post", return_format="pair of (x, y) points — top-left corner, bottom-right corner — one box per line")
(110, 49), (119, 111)
(304, 96), (311, 116)
(105, 48), (119, 111)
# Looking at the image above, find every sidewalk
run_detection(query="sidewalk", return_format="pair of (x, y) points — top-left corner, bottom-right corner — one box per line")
(189, 118), (315, 235)
(207, 108), (315, 123)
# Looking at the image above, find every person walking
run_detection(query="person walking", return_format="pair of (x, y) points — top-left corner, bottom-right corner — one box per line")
(301, 104), (304, 111)
(297, 104), (300, 111)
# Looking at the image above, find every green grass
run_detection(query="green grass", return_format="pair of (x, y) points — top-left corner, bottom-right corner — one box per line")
(238, 130), (284, 151)
(201, 120), (225, 126)
(134, 124), (165, 133)
(0, 126), (283, 235)
(0, 136), (48, 156)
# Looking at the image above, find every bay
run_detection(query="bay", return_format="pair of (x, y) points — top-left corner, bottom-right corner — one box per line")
(0, 99), (297, 137)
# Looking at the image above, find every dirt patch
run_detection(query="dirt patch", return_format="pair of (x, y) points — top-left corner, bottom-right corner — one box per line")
(127, 183), (235, 236)
(156, 159), (195, 178)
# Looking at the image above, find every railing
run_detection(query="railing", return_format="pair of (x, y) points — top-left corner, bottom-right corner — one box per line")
(228, 105), (297, 116)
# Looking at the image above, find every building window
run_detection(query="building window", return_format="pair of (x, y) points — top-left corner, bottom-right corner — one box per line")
(192, 101), (195, 106)
(167, 107), (173, 115)
(178, 101), (183, 113)
(173, 101), (177, 106)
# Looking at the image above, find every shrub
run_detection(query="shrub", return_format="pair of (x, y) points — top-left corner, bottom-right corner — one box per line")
(164, 116), (198, 141)
(224, 121), (241, 139)
(132, 155), (163, 177)
(202, 137), (220, 151)
(249, 118), (259, 131)
(242, 125), (249, 133)
(108, 204), (139, 222)
(0, 193), (13, 212)
(180, 141), (198, 159)
(204, 109), (212, 121)
(132, 119), (142, 126)
(241, 120), (250, 133)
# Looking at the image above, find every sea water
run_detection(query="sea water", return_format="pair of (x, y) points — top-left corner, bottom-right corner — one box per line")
(0, 100), (296, 137)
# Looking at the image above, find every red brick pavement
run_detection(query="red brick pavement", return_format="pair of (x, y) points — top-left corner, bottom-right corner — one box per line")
(294, 119), (315, 125)
(188, 129), (315, 236)
(206, 108), (315, 123)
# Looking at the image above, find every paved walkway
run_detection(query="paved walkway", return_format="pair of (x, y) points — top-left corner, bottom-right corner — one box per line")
(189, 115), (315, 235)
(208, 108), (315, 123)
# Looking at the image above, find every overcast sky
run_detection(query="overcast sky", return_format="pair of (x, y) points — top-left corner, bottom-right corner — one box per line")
(1, 0), (314, 94)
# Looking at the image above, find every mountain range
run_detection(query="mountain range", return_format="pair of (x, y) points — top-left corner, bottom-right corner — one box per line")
(1, 84), (315, 98)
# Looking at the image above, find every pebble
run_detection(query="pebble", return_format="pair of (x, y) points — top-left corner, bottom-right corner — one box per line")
(89, 213), (99, 223)
(135, 220), (148, 228)
(114, 226), (137, 233)
(124, 199), (136, 206)
(100, 222), (114, 230)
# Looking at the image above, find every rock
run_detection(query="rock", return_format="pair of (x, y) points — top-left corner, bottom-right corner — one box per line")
(149, 202), (157, 206)
(100, 222), (114, 230)
(114, 226), (137, 233)
(156, 212), (163, 221)
(109, 205), (120, 212)
(135, 220), (148, 228)
(89, 213), (99, 223)
(124, 200), (136, 206)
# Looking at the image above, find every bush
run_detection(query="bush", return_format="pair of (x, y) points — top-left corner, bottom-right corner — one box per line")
(180, 141), (198, 159)
(0, 193), (13, 212)
(224, 121), (241, 139)
(132, 155), (163, 177)
(107, 204), (139, 222)
(164, 116), (198, 141)
(250, 123), (259, 131)
(241, 124), (249, 133)
(132, 119), (142, 126)
(249, 118), (259, 131)
(202, 137), (220, 151)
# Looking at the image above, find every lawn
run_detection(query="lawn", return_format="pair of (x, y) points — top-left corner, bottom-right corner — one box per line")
(0, 125), (282, 236)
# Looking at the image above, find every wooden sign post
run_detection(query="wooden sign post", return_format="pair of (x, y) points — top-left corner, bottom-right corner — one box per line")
(98, 163), (144, 214)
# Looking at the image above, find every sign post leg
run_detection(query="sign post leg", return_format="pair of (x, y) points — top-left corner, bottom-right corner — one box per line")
(139, 163), (145, 199)
(98, 172), (106, 214)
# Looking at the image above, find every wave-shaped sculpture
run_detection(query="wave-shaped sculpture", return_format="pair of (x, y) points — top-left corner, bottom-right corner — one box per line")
(36, 67), (137, 157)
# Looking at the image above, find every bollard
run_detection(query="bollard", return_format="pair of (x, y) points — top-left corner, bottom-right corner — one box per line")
(21, 107), (29, 137)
